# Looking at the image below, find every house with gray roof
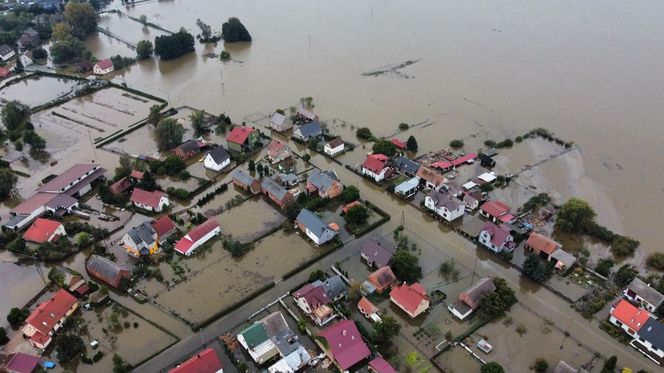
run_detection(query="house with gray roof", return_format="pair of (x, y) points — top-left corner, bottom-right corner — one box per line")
(307, 169), (342, 199)
(293, 121), (322, 142)
(624, 277), (664, 313)
(295, 209), (337, 245)
(270, 111), (293, 132)
(261, 177), (294, 208)
(122, 221), (158, 257)
(0, 44), (15, 61)
(232, 170), (260, 194)
(393, 156), (421, 177)
(203, 146), (230, 172)
(633, 318), (664, 365)
(424, 190), (465, 222)
(86, 255), (132, 288)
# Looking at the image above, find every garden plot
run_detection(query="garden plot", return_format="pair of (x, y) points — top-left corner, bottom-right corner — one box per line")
(213, 198), (285, 242)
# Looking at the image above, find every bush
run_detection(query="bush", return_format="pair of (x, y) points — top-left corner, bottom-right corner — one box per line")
(496, 139), (514, 148)
(484, 140), (496, 147)
(356, 127), (373, 141)
(647, 253), (664, 272)
(221, 17), (252, 42)
(614, 264), (637, 287)
(341, 185), (360, 204)
(154, 29), (195, 60)
(344, 205), (369, 227)
(223, 239), (253, 257)
(55, 334), (84, 362)
(308, 269), (326, 282)
(167, 187), (190, 200)
(449, 139), (464, 149)
(533, 358), (548, 373)
(32, 47), (47, 59)
(522, 255), (553, 283)
(398, 122), (409, 130)
(220, 50), (230, 60)
(595, 258), (614, 277)
(7, 307), (29, 327)
(610, 235), (639, 258)
(372, 140), (397, 157)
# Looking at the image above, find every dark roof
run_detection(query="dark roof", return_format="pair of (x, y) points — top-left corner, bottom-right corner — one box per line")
(627, 278), (664, 308)
(261, 178), (290, 201)
(44, 193), (78, 210)
(296, 209), (331, 238)
(360, 240), (394, 267)
(0, 44), (13, 56)
(86, 255), (131, 288)
(326, 137), (344, 148)
(176, 139), (205, 154)
(232, 169), (257, 186)
(307, 169), (339, 193)
(295, 121), (322, 138)
(481, 223), (512, 247)
(127, 221), (157, 247)
(206, 146), (230, 164)
(394, 156), (420, 174)
(11, 192), (56, 215)
(38, 164), (105, 194)
(639, 318), (664, 351)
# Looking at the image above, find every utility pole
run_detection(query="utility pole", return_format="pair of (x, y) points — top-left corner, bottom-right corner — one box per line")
(560, 317), (573, 349)
(88, 129), (97, 158)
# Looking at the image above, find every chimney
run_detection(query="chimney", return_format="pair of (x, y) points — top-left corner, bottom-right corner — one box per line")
(342, 329), (347, 337)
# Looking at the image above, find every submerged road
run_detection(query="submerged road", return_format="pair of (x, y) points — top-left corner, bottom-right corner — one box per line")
(134, 153), (656, 372)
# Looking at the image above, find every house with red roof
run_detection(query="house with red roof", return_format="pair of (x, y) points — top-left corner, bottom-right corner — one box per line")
(293, 276), (346, 326)
(130, 188), (169, 212)
(479, 200), (513, 223)
(369, 357), (398, 373)
(449, 277), (496, 320)
(152, 215), (178, 243)
(525, 232), (576, 272)
(609, 299), (650, 338)
(390, 282), (430, 318)
(173, 139), (207, 160)
(358, 297), (380, 322)
(109, 177), (132, 195)
(391, 138), (406, 150)
(366, 266), (397, 294)
(22, 289), (78, 349)
(416, 166), (446, 190)
(168, 348), (223, 373)
(267, 139), (291, 163)
(93, 59), (114, 75)
(22, 218), (66, 244)
(0, 352), (42, 373)
(318, 320), (371, 372)
(362, 154), (391, 182)
(478, 222), (515, 254)
(226, 126), (258, 153)
(0, 66), (11, 80)
(174, 219), (221, 256)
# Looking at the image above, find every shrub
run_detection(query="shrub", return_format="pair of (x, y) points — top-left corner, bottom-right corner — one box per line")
(595, 258), (614, 277)
(533, 358), (548, 373)
(449, 139), (464, 149)
(484, 140), (496, 147)
(646, 253), (664, 272)
(356, 127), (373, 141)
(398, 122), (409, 130)
(610, 235), (639, 258)
(220, 50), (230, 60)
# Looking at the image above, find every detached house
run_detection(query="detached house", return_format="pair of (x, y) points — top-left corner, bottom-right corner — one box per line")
(306, 169), (342, 199)
(318, 320), (371, 372)
(416, 166), (446, 190)
(174, 219), (221, 256)
(478, 223), (515, 254)
(479, 200), (513, 224)
(23, 218), (66, 244)
(295, 209), (337, 245)
(122, 221), (158, 257)
(93, 59), (114, 75)
(22, 289), (78, 349)
(270, 111), (293, 132)
(295, 107), (317, 123)
(261, 178), (294, 208)
(267, 139), (291, 163)
(0, 44), (15, 61)
(86, 255), (132, 288)
(362, 154), (391, 182)
(393, 156), (420, 177)
(624, 277), (664, 314)
(324, 137), (345, 157)
(227, 127), (258, 153)
(17, 28), (39, 50)
(358, 297), (381, 322)
(232, 170), (260, 194)
(131, 188), (169, 212)
(174, 139), (206, 160)
(293, 121), (322, 142)
(449, 277), (496, 320)
(364, 266), (397, 294)
(293, 276), (347, 326)
(390, 283), (430, 318)
(0, 352), (43, 373)
(360, 239), (394, 268)
(609, 300), (649, 338)
(525, 232), (576, 272)
(424, 190), (465, 222)
(608, 299), (664, 365)
(203, 146), (231, 172)
(168, 348), (223, 373)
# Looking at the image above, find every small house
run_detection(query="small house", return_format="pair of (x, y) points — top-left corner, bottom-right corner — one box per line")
(463, 192), (480, 211)
(22, 289), (78, 349)
(267, 139), (291, 163)
(525, 232), (576, 272)
(0, 67), (10, 80)
(390, 283), (430, 318)
(479, 152), (496, 168)
(366, 266), (397, 294)
(295, 209), (337, 245)
(261, 178), (294, 208)
(17, 28), (39, 50)
(173, 139), (206, 160)
(152, 215), (178, 243)
(324, 137), (345, 156)
(227, 126), (259, 153)
(270, 111), (293, 132)
(174, 219), (221, 256)
(109, 177), (132, 195)
(369, 357), (397, 373)
(609, 299), (649, 338)
(416, 166), (446, 190)
(360, 239), (394, 268)
(23, 218), (66, 244)
(318, 320), (371, 372)
(130, 188), (169, 212)
(295, 107), (317, 122)
(276, 173), (298, 187)
(362, 154), (391, 182)
(85, 255), (132, 288)
(394, 177), (420, 198)
(232, 169), (260, 194)
(478, 223), (515, 254)
(0, 352), (42, 373)
(237, 322), (278, 364)
(624, 277), (664, 313)
(358, 297), (380, 322)
(424, 190), (465, 222)
(122, 221), (158, 257)
(306, 169), (342, 199)
(479, 200), (513, 224)
(203, 146), (231, 172)
(391, 138), (406, 151)
(393, 156), (420, 177)
(0, 44), (15, 61)
(168, 348), (223, 373)
(633, 318), (664, 365)
(293, 276), (346, 325)
(293, 121), (322, 142)
(93, 59), (114, 75)
(449, 277), (496, 320)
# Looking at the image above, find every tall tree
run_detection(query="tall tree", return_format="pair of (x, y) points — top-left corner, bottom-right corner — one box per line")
(51, 22), (72, 41)
(136, 40), (153, 60)
(390, 250), (422, 283)
(522, 255), (553, 283)
(555, 198), (596, 233)
(189, 110), (207, 136)
(371, 140), (397, 157)
(221, 17), (251, 42)
(1, 101), (29, 131)
(155, 118), (185, 151)
(406, 135), (418, 152)
(64, 1), (99, 39)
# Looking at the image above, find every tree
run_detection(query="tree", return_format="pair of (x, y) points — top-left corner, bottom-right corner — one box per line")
(481, 362), (505, 373)
(148, 105), (161, 125)
(398, 122), (409, 130)
(344, 205), (369, 227)
(371, 140), (397, 157)
(113, 354), (132, 373)
(611, 235), (639, 258)
(155, 118), (185, 150)
(136, 40), (153, 60)
(614, 264), (637, 287)
(534, 358), (548, 373)
(0, 168), (18, 199)
(390, 250), (422, 283)
(1, 101), (28, 131)
(190, 110), (207, 136)
(478, 277), (516, 319)
(371, 316), (401, 351)
(0, 327), (8, 346)
(595, 258), (615, 277)
(406, 135), (418, 152)
(522, 255), (553, 283)
(196, 18), (213, 41)
(602, 355), (617, 372)
(32, 47), (47, 59)
(55, 334), (84, 361)
(51, 22), (71, 41)
(647, 253), (664, 272)
(14, 54), (23, 72)
(356, 127), (373, 140)
(221, 17), (252, 42)
(50, 37), (85, 64)
(7, 307), (29, 327)
(154, 30), (195, 60)
(449, 139), (464, 149)
(308, 269), (326, 282)
(555, 198), (596, 233)
(284, 201), (300, 222)
(248, 159), (255, 172)
(341, 185), (360, 204)
(220, 50), (230, 60)
(64, 1), (99, 39)
(139, 15), (147, 25)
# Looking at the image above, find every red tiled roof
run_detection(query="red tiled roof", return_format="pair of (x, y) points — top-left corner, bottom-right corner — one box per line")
(267, 139), (286, 157)
(318, 320), (371, 371)
(391, 138), (406, 149)
(152, 216), (176, 238)
(358, 297), (379, 315)
(109, 177), (132, 195)
(168, 348), (222, 373)
(23, 218), (63, 244)
(293, 284), (330, 309)
(431, 160), (453, 170)
(227, 127), (255, 145)
(451, 153), (477, 166)
(390, 283), (429, 315)
(95, 59), (113, 70)
(611, 299), (649, 333)
(526, 232), (561, 255)
(342, 200), (361, 214)
(130, 170), (144, 180)
(130, 188), (165, 208)
(480, 200), (510, 219)
(29, 332), (51, 347)
(5, 352), (42, 373)
(25, 289), (77, 337)
(362, 154), (389, 174)
(481, 222), (512, 248)
(368, 266), (397, 290)
(369, 357), (397, 373)
(11, 193), (57, 215)
(174, 219), (220, 255)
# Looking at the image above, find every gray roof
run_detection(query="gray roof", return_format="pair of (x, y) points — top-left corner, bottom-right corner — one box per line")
(278, 173), (298, 184)
(233, 169), (257, 186)
(551, 249), (576, 269)
(127, 221), (156, 251)
(44, 193), (77, 210)
(394, 177), (420, 195)
(296, 209), (331, 238)
(261, 178), (290, 200)
(86, 255), (131, 287)
(627, 277), (664, 308)
(177, 139), (204, 154)
(295, 121), (322, 138)
(552, 361), (578, 373)
(0, 44), (13, 56)
(639, 318), (664, 352)
(271, 112), (286, 125)
(207, 146), (230, 164)
(394, 156), (420, 175)
(261, 312), (298, 356)
(322, 275), (347, 299)
(307, 169), (338, 193)
(428, 190), (464, 210)
(360, 240), (394, 267)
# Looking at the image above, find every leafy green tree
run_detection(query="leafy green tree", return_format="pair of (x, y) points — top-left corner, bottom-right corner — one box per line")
(449, 139), (464, 149)
(602, 355), (617, 372)
(308, 269), (326, 282)
(50, 37), (86, 64)
(55, 334), (84, 361)
(595, 258), (615, 277)
(481, 362), (505, 373)
(154, 29), (195, 60)
(220, 50), (230, 60)
(0, 168), (18, 199)
(112, 354), (132, 373)
(371, 316), (401, 351)
(136, 40), (153, 60)
(0, 327), (8, 345)
(344, 205), (369, 226)
(32, 47), (47, 59)
(611, 235), (639, 258)
(155, 118), (185, 150)
(148, 105), (162, 125)
(51, 22), (71, 41)
(647, 253), (664, 272)
(248, 159), (255, 172)
(390, 250), (422, 283)
(406, 135), (418, 152)
(522, 255), (553, 283)
(533, 358), (548, 373)
(372, 140), (397, 157)
(14, 54), (23, 72)
(478, 277), (516, 319)
(341, 185), (360, 204)
(64, 1), (99, 39)
(614, 264), (637, 287)
(221, 17), (252, 42)
(555, 198), (596, 233)
(190, 110), (207, 136)
(7, 307), (29, 327)
(356, 127), (373, 140)
(1, 101), (28, 131)
(398, 122), (409, 130)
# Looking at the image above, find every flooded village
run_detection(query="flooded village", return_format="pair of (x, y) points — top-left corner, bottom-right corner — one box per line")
(2, 1), (664, 373)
